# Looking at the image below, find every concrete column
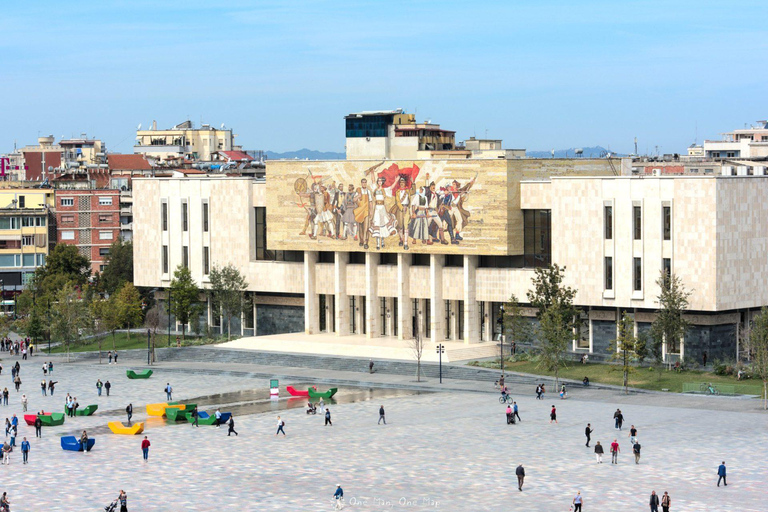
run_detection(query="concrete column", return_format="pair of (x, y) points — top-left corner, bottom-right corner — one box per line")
(304, 251), (319, 334)
(482, 301), (492, 342)
(325, 296), (334, 333)
(397, 253), (413, 340)
(387, 298), (396, 337)
(334, 252), (349, 336)
(252, 293), (258, 337)
(430, 254), (444, 343)
(450, 300), (459, 341)
(355, 297), (365, 335)
(365, 252), (379, 338)
(464, 255), (480, 344)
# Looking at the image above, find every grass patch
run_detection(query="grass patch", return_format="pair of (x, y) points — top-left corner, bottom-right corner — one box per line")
(469, 358), (764, 395)
(47, 332), (229, 354)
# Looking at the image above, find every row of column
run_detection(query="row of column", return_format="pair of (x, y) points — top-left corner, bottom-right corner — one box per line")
(304, 252), (482, 344)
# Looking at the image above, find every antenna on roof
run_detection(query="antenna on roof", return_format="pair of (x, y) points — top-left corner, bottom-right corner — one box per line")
(137, 123), (142, 131)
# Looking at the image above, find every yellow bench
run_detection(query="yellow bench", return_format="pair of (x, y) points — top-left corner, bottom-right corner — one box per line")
(108, 421), (145, 435)
(146, 403), (184, 417)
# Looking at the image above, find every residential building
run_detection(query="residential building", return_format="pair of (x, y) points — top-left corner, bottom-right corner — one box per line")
(134, 120), (235, 162)
(0, 189), (54, 310)
(463, 137), (526, 159)
(19, 136), (61, 182)
(55, 189), (121, 273)
(703, 120), (768, 159)
(108, 154), (156, 242)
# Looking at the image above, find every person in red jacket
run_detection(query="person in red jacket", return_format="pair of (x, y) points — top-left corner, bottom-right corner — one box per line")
(141, 436), (150, 462)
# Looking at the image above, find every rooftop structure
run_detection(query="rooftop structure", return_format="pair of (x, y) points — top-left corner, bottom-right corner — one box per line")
(134, 120), (235, 162)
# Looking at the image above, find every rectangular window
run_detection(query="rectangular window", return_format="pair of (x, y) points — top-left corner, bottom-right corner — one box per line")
(99, 231), (113, 240)
(182, 202), (188, 231)
(162, 246), (169, 273)
(604, 257), (613, 290)
(60, 198), (74, 207)
(203, 202), (209, 232)
(22, 217), (34, 227)
(22, 254), (34, 267)
(22, 235), (34, 246)
(523, 209), (552, 267)
(254, 206), (268, 260)
(203, 247), (210, 275)
(18, 196), (25, 208)
(662, 206), (671, 240)
(604, 206), (613, 239)
(99, 248), (110, 256)
(61, 231), (75, 240)
(36, 254), (45, 266)
(62, 215), (75, 223)
(633, 206), (642, 240)
(36, 216), (46, 227)
(10, 217), (19, 230)
(182, 246), (189, 268)
(662, 257), (671, 278)
(162, 203), (168, 231)
(633, 257), (642, 291)
(99, 214), (112, 223)
(98, 196), (113, 206)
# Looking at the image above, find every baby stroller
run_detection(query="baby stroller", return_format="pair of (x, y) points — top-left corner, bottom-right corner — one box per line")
(306, 403), (317, 415)
(104, 500), (117, 512)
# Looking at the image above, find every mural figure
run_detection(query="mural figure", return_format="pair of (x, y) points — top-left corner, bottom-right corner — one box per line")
(354, 178), (373, 249)
(409, 187), (430, 244)
(369, 176), (398, 250)
(340, 184), (358, 240)
(393, 177), (411, 250)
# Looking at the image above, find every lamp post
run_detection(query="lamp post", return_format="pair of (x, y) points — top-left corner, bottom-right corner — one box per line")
(147, 329), (151, 366)
(497, 304), (505, 377)
(436, 343), (445, 384)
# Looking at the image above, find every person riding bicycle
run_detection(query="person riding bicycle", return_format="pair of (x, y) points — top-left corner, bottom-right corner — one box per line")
(500, 386), (510, 400)
(707, 383), (716, 395)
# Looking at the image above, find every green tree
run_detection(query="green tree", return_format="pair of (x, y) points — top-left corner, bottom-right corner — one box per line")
(209, 264), (248, 340)
(650, 270), (691, 364)
(610, 312), (643, 394)
(502, 294), (530, 370)
(749, 307), (768, 410)
(50, 283), (92, 362)
(169, 265), (199, 341)
(114, 282), (143, 340)
(100, 238), (133, 296)
(144, 303), (167, 362)
(527, 264), (579, 390)
(36, 243), (91, 286)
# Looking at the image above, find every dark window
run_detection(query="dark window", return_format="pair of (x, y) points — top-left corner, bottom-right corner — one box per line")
(18, 196), (25, 208)
(349, 296), (357, 334)
(379, 253), (397, 265)
(604, 206), (613, 239)
(662, 206), (671, 240)
(203, 202), (209, 232)
(444, 254), (463, 267)
(182, 202), (188, 232)
(662, 257), (671, 278)
(162, 246), (169, 274)
(162, 203), (168, 231)
(412, 254), (430, 266)
(523, 209), (551, 267)
(604, 257), (613, 290)
(633, 257), (642, 291)
(345, 114), (391, 138)
(349, 252), (366, 265)
(633, 206), (642, 240)
(318, 252), (335, 264)
(99, 248), (110, 257)
(393, 297), (398, 336)
(380, 297), (387, 336)
(182, 246), (189, 268)
(457, 300), (464, 340)
(479, 255), (524, 268)
(444, 300), (451, 339)
(254, 208), (303, 262)
(203, 246), (210, 275)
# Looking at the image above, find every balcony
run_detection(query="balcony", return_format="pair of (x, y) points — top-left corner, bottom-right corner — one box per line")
(134, 145), (188, 155)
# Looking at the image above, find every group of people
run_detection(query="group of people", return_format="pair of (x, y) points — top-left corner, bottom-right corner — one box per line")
(2, 337), (32, 358)
(64, 394), (80, 416)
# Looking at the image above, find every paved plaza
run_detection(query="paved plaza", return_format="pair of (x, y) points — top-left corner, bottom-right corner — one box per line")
(0, 355), (765, 511)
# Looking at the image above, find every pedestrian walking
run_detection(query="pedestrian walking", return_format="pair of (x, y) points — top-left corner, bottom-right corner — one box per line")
(585, 423), (593, 447)
(369, 359), (374, 374)
(629, 425), (638, 444)
(1, 441), (9, 465)
(191, 406), (199, 427)
(633, 439), (642, 464)
(141, 436), (150, 462)
(661, 491), (670, 512)
(515, 464), (525, 491)
(318, 397), (325, 413)
(114, 351), (119, 364)
(505, 405), (513, 425)
(572, 491), (583, 512)
(649, 491), (660, 512)
(535, 384), (542, 399)
(610, 439), (620, 464)
(214, 408), (222, 428)
(549, 405), (557, 424)
(717, 461), (727, 486)
(108, 351), (113, 364)
(325, 408), (332, 426)
(9, 425), (17, 447)
(48, 361), (53, 374)
(333, 484), (344, 510)
(276, 416), (286, 435)
(48, 380), (57, 396)
(104, 380), (111, 396)
(378, 405), (386, 425)
(96, 379), (103, 396)
(512, 401), (521, 422)
(21, 394), (27, 412)
(40, 380), (46, 397)
(560, 384), (567, 399)
(614, 408), (624, 430)
(12, 375), (19, 393)
(118, 490), (128, 512)
(41, 363), (47, 376)
(165, 383), (173, 401)
(126, 403), (133, 425)
(20, 437), (29, 464)
(34, 415), (41, 438)
(227, 416), (238, 436)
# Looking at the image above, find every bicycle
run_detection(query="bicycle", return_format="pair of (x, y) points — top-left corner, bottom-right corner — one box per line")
(705, 385), (720, 396)
(499, 394), (513, 404)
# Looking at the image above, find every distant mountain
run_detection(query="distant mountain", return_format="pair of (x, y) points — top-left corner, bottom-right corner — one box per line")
(526, 146), (624, 158)
(265, 149), (345, 160)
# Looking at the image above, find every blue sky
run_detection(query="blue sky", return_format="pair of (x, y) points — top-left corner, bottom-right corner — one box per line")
(1, 0), (766, 154)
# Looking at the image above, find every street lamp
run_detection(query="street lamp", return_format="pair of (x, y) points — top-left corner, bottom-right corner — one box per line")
(147, 329), (151, 365)
(497, 304), (505, 377)
(436, 343), (445, 384)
